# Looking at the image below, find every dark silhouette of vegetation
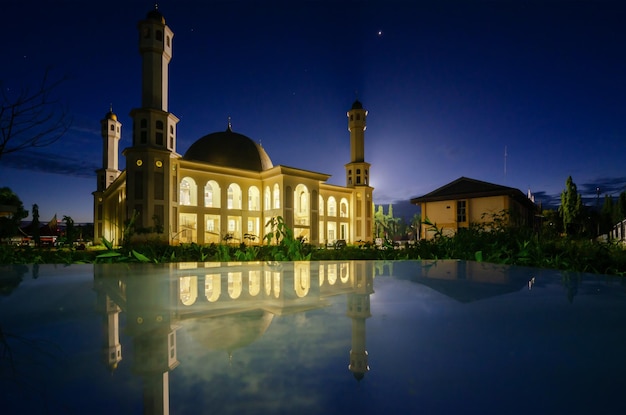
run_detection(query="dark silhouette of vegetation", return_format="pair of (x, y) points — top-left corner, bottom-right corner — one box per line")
(559, 176), (583, 235)
(0, 69), (71, 164)
(31, 204), (40, 247)
(0, 187), (28, 240)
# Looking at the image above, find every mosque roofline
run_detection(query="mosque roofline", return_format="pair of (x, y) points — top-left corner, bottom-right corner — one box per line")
(260, 165), (332, 181)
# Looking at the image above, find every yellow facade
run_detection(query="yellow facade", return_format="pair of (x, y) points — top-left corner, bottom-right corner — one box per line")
(412, 177), (537, 240)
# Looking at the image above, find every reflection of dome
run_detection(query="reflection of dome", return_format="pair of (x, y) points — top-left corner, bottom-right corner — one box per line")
(185, 310), (274, 354)
(183, 126), (274, 172)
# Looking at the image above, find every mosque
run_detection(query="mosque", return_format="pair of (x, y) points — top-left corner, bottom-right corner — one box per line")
(93, 7), (374, 246)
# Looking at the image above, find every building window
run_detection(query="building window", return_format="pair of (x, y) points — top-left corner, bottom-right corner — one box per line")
(273, 184), (280, 209)
(110, 124), (115, 131)
(180, 177), (197, 206)
(457, 200), (467, 223)
(340, 198), (349, 218)
(248, 186), (260, 211)
(328, 197), (337, 217)
(264, 186), (271, 210)
(154, 172), (164, 200)
(227, 183), (242, 209)
(156, 30), (163, 41)
(204, 180), (220, 207)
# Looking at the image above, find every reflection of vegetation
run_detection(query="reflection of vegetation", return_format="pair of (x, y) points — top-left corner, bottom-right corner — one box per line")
(0, 265), (28, 296)
(561, 273), (580, 303)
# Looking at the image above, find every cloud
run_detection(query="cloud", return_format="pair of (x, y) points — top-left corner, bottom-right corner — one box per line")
(2, 150), (98, 178)
(580, 176), (626, 197)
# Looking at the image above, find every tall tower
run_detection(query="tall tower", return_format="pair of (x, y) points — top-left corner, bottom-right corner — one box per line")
(93, 109), (122, 244)
(97, 109), (122, 191)
(123, 6), (180, 234)
(345, 100), (374, 242)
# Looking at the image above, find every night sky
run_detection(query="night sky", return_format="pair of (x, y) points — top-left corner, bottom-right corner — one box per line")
(2, 0), (625, 223)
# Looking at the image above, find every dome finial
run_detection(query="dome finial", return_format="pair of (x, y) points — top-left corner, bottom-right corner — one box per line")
(227, 116), (232, 132)
(109, 103), (113, 113)
(154, 2), (159, 10)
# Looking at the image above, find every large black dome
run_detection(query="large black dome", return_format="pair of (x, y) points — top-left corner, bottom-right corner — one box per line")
(183, 127), (273, 172)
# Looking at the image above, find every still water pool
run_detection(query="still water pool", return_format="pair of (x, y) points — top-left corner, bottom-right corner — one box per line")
(1, 260), (625, 415)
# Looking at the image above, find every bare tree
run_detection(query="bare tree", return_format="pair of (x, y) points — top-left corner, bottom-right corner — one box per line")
(0, 69), (72, 163)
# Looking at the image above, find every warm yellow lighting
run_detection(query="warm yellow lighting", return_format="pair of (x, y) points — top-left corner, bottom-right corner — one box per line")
(136, 159), (143, 166)
(156, 160), (163, 167)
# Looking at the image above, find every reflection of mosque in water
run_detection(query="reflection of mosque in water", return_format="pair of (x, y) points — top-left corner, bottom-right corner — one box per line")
(94, 261), (374, 415)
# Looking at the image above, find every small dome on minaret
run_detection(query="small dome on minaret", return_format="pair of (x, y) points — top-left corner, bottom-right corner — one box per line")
(104, 108), (118, 121)
(351, 100), (363, 110)
(146, 4), (165, 23)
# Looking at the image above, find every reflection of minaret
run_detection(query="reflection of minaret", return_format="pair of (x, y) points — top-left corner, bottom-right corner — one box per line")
(100, 294), (123, 372)
(347, 262), (374, 380)
(125, 264), (179, 415)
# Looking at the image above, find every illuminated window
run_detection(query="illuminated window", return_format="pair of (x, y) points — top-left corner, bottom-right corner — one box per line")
(204, 214), (220, 244)
(328, 197), (337, 217)
(340, 198), (349, 218)
(264, 186), (271, 210)
(294, 184), (309, 226)
(273, 184), (280, 209)
(319, 195), (324, 215)
(204, 180), (220, 207)
(180, 177), (197, 206)
(248, 186), (260, 211)
(227, 183), (242, 209)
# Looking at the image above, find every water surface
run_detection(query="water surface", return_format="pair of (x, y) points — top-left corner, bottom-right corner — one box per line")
(1, 260), (625, 414)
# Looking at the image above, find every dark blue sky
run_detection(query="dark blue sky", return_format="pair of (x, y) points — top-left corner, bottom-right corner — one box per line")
(2, 0), (625, 222)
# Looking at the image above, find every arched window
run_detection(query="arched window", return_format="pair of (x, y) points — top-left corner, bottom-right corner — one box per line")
(180, 177), (197, 206)
(273, 183), (280, 209)
(264, 186), (271, 210)
(248, 186), (260, 211)
(328, 196), (337, 217)
(340, 198), (349, 218)
(294, 184), (309, 226)
(227, 183), (242, 209)
(204, 180), (221, 207)
(319, 195), (324, 215)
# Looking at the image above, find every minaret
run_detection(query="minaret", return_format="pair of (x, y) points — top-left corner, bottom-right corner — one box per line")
(97, 108), (122, 191)
(345, 100), (374, 242)
(124, 5), (180, 233)
(93, 108), (122, 244)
